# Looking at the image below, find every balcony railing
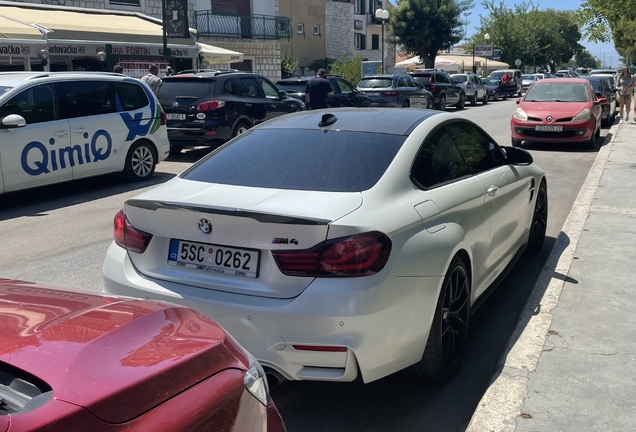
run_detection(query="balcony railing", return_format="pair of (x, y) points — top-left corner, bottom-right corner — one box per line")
(195, 11), (291, 40)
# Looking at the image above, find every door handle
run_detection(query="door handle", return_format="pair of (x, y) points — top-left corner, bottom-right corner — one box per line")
(54, 130), (68, 137)
(73, 128), (86, 133)
(270, 104), (277, 109)
(487, 186), (499, 196)
(245, 103), (252, 107)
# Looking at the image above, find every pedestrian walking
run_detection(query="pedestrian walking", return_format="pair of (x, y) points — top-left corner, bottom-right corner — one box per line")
(305, 68), (334, 110)
(141, 64), (162, 95)
(113, 64), (124, 74)
(616, 67), (634, 123)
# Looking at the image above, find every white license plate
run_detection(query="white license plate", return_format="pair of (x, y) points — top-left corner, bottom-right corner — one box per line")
(168, 239), (260, 278)
(535, 125), (563, 132)
(366, 92), (379, 96)
(167, 113), (186, 121)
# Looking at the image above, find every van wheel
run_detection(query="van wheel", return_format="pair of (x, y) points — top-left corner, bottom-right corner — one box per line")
(124, 141), (156, 182)
(409, 255), (470, 381)
(232, 121), (250, 138)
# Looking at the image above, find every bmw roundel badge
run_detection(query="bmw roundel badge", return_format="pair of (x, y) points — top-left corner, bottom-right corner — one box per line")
(198, 218), (212, 234)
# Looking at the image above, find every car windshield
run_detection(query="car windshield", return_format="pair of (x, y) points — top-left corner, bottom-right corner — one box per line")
(490, 71), (506, 78)
(358, 78), (393, 89)
(182, 129), (406, 192)
(156, 79), (215, 102)
(451, 75), (467, 83)
(276, 81), (308, 93)
(484, 78), (501, 85)
(583, 79), (602, 92)
(524, 83), (590, 102)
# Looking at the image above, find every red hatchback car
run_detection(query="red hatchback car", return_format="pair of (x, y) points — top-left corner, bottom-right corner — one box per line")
(0, 279), (285, 432)
(510, 78), (604, 149)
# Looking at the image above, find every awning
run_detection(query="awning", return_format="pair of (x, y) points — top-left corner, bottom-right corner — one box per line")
(0, 15), (44, 40)
(0, 14), (47, 57)
(198, 43), (243, 64)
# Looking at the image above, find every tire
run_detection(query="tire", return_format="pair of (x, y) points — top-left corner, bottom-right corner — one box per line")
(583, 129), (596, 150)
(511, 137), (522, 147)
(360, 101), (372, 107)
(526, 180), (548, 253)
(482, 93), (489, 105)
(426, 98), (433, 110)
(455, 93), (465, 110)
(494, 91), (499, 101)
(436, 94), (447, 111)
(232, 121), (250, 138)
(124, 141), (156, 182)
(169, 145), (184, 155)
(469, 93), (477, 106)
(402, 99), (410, 108)
(503, 95), (508, 100)
(409, 255), (471, 381)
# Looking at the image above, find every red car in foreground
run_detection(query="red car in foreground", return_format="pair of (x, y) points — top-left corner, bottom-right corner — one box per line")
(0, 279), (285, 432)
(510, 78), (604, 149)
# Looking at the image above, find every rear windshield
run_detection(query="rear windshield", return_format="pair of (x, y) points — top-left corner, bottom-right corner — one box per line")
(411, 76), (430, 85)
(183, 129), (406, 192)
(484, 78), (501, 85)
(156, 79), (215, 102)
(358, 78), (393, 89)
(525, 83), (590, 102)
(451, 75), (467, 83)
(276, 81), (308, 93)
(490, 71), (506, 78)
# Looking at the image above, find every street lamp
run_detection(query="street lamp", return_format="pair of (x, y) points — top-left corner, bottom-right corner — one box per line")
(484, 33), (490, 76)
(38, 49), (50, 72)
(375, 8), (389, 73)
(96, 51), (107, 72)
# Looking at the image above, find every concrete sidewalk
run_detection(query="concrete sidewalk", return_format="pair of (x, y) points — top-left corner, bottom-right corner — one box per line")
(467, 121), (636, 432)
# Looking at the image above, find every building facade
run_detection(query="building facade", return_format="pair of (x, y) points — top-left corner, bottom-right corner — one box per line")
(325, 0), (355, 63)
(280, 0), (326, 75)
(352, 0), (394, 70)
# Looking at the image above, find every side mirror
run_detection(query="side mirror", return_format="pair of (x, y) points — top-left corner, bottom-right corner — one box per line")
(278, 90), (287, 99)
(0, 114), (26, 129)
(501, 146), (533, 165)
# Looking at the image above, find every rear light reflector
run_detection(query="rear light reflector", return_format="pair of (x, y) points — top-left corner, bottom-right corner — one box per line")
(292, 345), (347, 352)
(272, 231), (392, 277)
(383, 91), (399, 96)
(197, 100), (226, 111)
(113, 210), (153, 254)
(160, 110), (167, 125)
(205, 130), (217, 136)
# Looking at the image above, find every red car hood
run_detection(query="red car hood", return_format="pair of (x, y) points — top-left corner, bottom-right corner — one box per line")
(0, 279), (248, 423)
(519, 101), (590, 120)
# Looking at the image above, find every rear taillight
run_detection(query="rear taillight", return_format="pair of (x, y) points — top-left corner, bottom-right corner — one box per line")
(113, 210), (152, 254)
(429, 83), (436, 93)
(272, 232), (392, 277)
(466, 82), (472, 88)
(161, 110), (167, 125)
(383, 91), (399, 96)
(197, 100), (226, 111)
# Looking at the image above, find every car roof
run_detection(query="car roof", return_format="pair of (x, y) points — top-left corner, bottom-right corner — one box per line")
(360, 74), (405, 78)
(277, 74), (342, 82)
(531, 78), (591, 84)
(260, 108), (441, 135)
(0, 71), (132, 86)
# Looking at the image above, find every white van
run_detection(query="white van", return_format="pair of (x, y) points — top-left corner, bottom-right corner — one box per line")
(0, 72), (170, 195)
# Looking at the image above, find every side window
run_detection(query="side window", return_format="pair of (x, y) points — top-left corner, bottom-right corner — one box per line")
(114, 82), (149, 111)
(223, 78), (242, 96)
(411, 128), (472, 188)
(240, 77), (261, 97)
(259, 78), (280, 99)
(437, 73), (449, 84)
(445, 121), (501, 174)
(59, 81), (117, 118)
(0, 84), (57, 124)
(398, 77), (408, 87)
(329, 78), (342, 93)
(337, 79), (353, 93)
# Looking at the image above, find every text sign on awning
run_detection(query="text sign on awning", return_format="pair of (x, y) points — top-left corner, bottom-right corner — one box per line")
(475, 44), (493, 58)
(42, 42), (195, 58)
(0, 42), (44, 57)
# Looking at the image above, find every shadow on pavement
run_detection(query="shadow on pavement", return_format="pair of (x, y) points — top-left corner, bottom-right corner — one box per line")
(271, 236), (560, 432)
(523, 131), (613, 154)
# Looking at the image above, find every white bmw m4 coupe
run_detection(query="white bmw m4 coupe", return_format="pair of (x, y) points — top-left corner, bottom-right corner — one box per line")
(103, 108), (547, 384)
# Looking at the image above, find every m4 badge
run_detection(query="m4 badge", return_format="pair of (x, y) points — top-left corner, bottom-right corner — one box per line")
(272, 238), (298, 245)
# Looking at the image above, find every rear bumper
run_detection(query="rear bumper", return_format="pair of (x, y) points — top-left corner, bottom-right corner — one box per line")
(167, 123), (232, 146)
(102, 242), (443, 384)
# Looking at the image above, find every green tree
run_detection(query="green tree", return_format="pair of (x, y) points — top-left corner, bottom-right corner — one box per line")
(281, 54), (299, 78)
(575, 49), (602, 68)
(329, 55), (365, 86)
(390, 0), (473, 68)
(308, 57), (335, 73)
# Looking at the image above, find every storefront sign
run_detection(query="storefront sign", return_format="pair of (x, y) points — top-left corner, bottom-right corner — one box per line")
(475, 44), (493, 58)
(45, 42), (194, 58)
(354, 20), (363, 29)
(166, 0), (190, 39)
(0, 42), (43, 57)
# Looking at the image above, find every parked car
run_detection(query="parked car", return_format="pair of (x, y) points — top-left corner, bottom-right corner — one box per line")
(450, 73), (489, 105)
(156, 71), (306, 154)
(579, 75), (617, 127)
(355, 74), (433, 109)
(533, 73), (546, 80)
(0, 72), (170, 195)
(276, 75), (372, 108)
(103, 108), (547, 385)
(483, 77), (508, 100)
(521, 74), (539, 93)
(489, 69), (523, 97)
(409, 69), (466, 110)
(0, 279), (286, 431)
(511, 78), (603, 149)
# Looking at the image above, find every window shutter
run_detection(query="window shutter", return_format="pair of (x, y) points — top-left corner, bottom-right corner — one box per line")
(361, 35), (366, 50)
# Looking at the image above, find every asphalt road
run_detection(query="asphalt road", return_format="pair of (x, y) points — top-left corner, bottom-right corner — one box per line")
(0, 99), (608, 431)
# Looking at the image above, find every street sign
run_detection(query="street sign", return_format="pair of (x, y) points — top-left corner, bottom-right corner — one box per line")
(515, 58), (522, 66)
(492, 48), (501, 60)
(475, 44), (493, 58)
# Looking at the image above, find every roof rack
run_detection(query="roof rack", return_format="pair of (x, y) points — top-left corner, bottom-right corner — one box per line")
(174, 69), (241, 75)
(24, 71), (125, 80)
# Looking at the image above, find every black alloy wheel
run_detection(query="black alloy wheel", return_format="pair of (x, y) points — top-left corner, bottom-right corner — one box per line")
(403, 99), (411, 108)
(361, 101), (372, 107)
(482, 92), (489, 104)
(232, 121), (250, 138)
(527, 180), (548, 253)
(410, 255), (471, 380)
(426, 97), (433, 109)
(456, 93), (466, 110)
(469, 93), (477, 106)
(437, 94), (447, 111)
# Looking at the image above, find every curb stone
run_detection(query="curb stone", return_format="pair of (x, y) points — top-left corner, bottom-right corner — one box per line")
(465, 123), (621, 432)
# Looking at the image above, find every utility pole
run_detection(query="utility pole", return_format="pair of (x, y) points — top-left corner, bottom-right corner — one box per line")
(463, 12), (471, 40)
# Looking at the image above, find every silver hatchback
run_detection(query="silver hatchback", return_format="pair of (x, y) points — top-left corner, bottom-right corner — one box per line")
(450, 73), (489, 105)
(356, 74), (433, 109)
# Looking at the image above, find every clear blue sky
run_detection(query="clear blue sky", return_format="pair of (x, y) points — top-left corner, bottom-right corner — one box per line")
(464, 0), (621, 68)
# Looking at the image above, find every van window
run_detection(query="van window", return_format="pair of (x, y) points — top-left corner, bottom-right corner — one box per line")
(0, 84), (57, 124)
(58, 81), (117, 118)
(115, 82), (149, 111)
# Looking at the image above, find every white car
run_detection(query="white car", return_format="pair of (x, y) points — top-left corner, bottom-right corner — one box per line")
(103, 108), (548, 383)
(0, 72), (170, 195)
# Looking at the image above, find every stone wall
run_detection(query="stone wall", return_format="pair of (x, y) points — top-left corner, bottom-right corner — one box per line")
(325, 0), (355, 61)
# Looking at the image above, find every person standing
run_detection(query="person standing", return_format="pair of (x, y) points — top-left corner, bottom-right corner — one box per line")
(305, 68), (334, 110)
(141, 64), (162, 95)
(616, 67), (634, 123)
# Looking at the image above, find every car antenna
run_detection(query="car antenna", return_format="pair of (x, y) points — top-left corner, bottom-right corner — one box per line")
(318, 113), (338, 127)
